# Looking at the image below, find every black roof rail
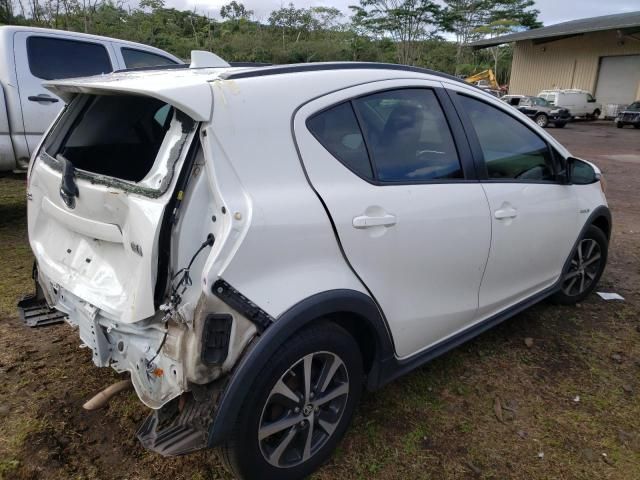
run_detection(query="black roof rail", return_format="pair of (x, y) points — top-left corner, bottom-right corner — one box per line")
(219, 62), (467, 85)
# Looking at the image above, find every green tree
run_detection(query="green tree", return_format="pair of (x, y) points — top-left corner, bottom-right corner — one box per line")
(350, 0), (442, 65)
(441, 0), (540, 74)
(220, 1), (253, 21)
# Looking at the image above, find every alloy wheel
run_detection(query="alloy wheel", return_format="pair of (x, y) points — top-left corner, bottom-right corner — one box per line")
(535, 114), (548, 127)
(258, 351), (349, 468)
(561, 238), (602, 297)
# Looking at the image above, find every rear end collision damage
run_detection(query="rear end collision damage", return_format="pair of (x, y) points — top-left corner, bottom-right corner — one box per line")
(26, 77), (262, 431)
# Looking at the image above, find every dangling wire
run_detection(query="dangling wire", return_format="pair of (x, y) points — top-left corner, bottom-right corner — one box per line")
(167, 233), (215, 312)
(149, 233), (215, 367)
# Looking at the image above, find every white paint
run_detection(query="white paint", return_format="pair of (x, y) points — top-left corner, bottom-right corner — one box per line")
(27, 63), (609, 407)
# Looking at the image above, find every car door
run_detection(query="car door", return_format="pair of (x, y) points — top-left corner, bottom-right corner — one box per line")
(448, 88), (579, 317)
(294, 80), (491, 358)
(13, 32), (116, 154)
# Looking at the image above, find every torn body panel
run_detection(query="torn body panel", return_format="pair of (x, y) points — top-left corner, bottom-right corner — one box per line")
(28, 96), (197, 323)
(27, 90), (258, 409)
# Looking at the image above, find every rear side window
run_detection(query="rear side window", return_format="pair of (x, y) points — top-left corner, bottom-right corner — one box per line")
(27, 36), (112, 80)
(353, 89), (462, 181)
(122, 48), (178, 68)
(307, 102), (373, 179)
(458, 95), (555, 181)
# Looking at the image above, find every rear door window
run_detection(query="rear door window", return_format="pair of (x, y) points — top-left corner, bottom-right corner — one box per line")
(353, 89), (462, 182)
(122, 48), (178, 68)
(27, 36), (112, 80)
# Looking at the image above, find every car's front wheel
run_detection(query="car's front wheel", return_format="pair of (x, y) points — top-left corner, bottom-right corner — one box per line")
(219, 322), (363, 480)
(535, 113), (549, 128)
(552, 225), (608, 305)
(554, 122), (567, 128)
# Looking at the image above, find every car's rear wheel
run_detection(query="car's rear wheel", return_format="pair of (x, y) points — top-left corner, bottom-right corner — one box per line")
(552, 225), (608, 305)
(219, 322), (363, 480)
(535, 113), (549, 128)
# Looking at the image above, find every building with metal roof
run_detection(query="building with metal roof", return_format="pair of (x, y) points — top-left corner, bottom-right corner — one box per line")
(469, 11), (640, 114)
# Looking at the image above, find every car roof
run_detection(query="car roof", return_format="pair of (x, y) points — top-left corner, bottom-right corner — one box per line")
(44, 61), (490, 121)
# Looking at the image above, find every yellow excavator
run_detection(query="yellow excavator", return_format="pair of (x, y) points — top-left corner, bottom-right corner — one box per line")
(465, 69), (505, 96)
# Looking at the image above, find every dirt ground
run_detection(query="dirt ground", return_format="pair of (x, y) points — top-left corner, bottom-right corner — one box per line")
(1, 121), (639, 480)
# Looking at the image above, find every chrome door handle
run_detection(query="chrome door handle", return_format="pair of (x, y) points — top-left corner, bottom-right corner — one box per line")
(28, 94), (59, 103)
(494, 208), (518, 220)
(352, 213), (397, 228)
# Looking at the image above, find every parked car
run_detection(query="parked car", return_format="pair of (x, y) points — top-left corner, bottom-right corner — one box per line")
(614, 101), (640, 128)
(538, 89), (602, 119)
(501, 94), (571, 128)
(0, 26), (182, 172)
(24, 61), (610, 480)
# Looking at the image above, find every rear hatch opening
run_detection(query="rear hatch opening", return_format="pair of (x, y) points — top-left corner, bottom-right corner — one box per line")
(40, 93), (196, 196)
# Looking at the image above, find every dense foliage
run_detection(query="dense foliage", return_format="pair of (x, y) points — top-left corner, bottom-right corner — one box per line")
(0, 0), (540, 83)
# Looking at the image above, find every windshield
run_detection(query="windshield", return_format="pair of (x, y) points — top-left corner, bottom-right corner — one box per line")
(627, 102), (640, 112)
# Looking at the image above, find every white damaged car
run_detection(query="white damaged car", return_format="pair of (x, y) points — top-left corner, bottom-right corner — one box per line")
(24, 57), (610, 480)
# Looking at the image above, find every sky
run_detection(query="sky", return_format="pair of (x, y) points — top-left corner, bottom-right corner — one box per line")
(162, 0), (640, 25)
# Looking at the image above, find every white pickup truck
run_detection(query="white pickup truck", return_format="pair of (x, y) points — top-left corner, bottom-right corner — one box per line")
(0, 26), (182, 171)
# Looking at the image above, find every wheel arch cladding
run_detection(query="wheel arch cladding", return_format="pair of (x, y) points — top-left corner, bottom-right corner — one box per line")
(207, 289), (394, 447)
(591, 213), (611, 240)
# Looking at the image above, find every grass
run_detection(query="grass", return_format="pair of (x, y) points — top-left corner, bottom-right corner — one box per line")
(0, 175), (33, 317)
(1, 172), (639, 479)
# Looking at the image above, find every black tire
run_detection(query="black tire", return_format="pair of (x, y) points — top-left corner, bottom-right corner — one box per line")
(534, 113), (549, 128)
(593, 109), (601, 119)
(554, 122), (567, 128)
(219, 321), (363, 480)
(634, 124), (640, 129)
(616, 123), (624, 129)
(551, 225), (608, 305)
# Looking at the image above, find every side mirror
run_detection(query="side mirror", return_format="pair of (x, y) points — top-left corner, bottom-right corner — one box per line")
(566, 157), (598, 184)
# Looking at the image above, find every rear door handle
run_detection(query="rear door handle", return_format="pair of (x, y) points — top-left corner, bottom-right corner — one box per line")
(494, 207), (518, 220)
(28, 94), (59, 103)
(352, 213), (397, 228)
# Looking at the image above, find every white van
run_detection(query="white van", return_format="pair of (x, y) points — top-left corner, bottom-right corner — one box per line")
(0, 26), (182, 171)
(538, 89), (602, 119)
